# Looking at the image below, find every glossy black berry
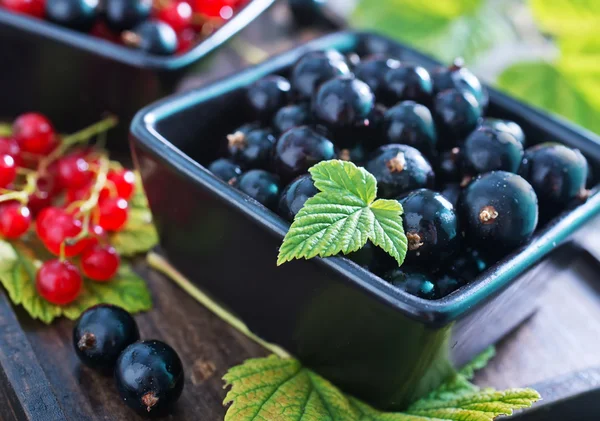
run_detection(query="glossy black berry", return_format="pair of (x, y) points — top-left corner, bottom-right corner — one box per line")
(73, 304), (139, 370)
(433, 89), (482, 145)
(278, 174), (318, 221)
(274, 126), (335, 182)
(459, 171), (538, 256)
(383, 64), (433, 105)
(448, 248), (487, 283)
(365, 144), (435, 198)
(45, 0), (98, 31)
(480, 118), (525, 147)
(313, 76), (375, 128)
(384, 268), (437, 300)
(440, 182), (461, 209)
(346, 241), (376, 270)
(329, 103), (387, 150)
(338, 143), (368, 165)
(353, 55), (401, 100)
(435, 274), (466, 299)
(519, 143), (589, 213)
(382, 101), (437, 158)
(247, 76), (292, 122)
(207, 158), (242, 184)
(126, 20), (177, 55)
(105, 0), (151, 31)
(436, 148), (463, 183)
(115, 340), (184, 415)
(273, 104), (311, 135)
(400, 189), (459, 265)
(238, 170), (281, 210)
(291, 50), (351, 99)
(227, 129), (275, 169)
(432, 59), (488, 109)
(463, 126), (523, 175)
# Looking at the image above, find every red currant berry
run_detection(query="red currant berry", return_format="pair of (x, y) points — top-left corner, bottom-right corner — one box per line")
(0, 137), (22, 166)
(0, 154), (16, 188)
(105, 169), (136, 200)
(81, 245), (120, 281)
(1, 0), (45, 18)
(0, 203), (31, 239)
(193, 0), (235, 17)
(36, 259), (82, 305)
(98, 198), (128, 231)
(176, 28), (195, 54)
(157, 1), (192, 33)
(57, 154), (93, 189)
(37, 209), (87, 256)
(13, 112), (57, 155)
(67, 182), (92, 203)
(27, 175), (61, 215)
(80, 224), (107, 253)
(90, 21), (121, 43)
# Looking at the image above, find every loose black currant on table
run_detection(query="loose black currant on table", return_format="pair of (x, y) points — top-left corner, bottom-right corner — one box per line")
(383, 64), (433, 105)
(124, 20), (178, 55)
(519, 143), (589, 214)
(382, 101), (437, 159)
(115, 340), (184, 415)
(274, 126), (336, 182)
(436, 147), (463, 183)
(399, 189), (459, 265)
(432, 59), (488, 109)
(278, 174), (318, 221)
(383, 268), (437, 299)
(291, 50), (352, 99)
(45, 0), (98, 31)
(313, 76), (375, 129)
(440, 182), (461, 209)
(247, 76), (292, 122)
(480, 118), (526, 147)
(227, 129), (275, 169)
(462, 126), (524, 175)
(238, 170), (281, 210)
(207, 158), (242, 185)
(73, 304), (140, 370)
(273, 104), (312, 135)
(433, 89), (482, 145)
(104, 0), (151, 31)
(459, 171), (538, 256)
(365, 144), (435, 198)
(353, 55), (401, 99)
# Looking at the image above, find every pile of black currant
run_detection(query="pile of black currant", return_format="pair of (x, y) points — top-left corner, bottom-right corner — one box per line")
(73, 305), (184, 414)
(206, 51), (591, 300)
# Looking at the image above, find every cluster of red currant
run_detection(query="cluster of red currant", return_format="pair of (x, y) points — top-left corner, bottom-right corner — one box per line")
(0, 112), (134, 306)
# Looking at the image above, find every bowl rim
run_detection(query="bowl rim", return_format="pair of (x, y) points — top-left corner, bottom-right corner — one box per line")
(0, 0), (275, 70)
(131, 30), (600, 325)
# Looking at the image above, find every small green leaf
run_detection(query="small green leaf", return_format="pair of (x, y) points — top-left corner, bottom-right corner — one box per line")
(369, 199), (407, 267)
(458, 346), (496, 380)
(223, 355), (356, 421)
(309, 160), (377, 204)
(530, 0), (600, 38)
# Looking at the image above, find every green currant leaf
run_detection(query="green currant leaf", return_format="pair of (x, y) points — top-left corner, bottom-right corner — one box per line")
(110, 171), (159, 257)
(530, 0), (600, 38)
(277, 160), (406, 266)
(0, 240), (151, 324)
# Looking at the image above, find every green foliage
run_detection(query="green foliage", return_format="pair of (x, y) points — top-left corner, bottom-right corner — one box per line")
(277, 160), (406, 266)
(530, 0), (600, 38)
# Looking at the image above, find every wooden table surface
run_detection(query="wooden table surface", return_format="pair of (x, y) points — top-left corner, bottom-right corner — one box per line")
(2, 4), (600, 420)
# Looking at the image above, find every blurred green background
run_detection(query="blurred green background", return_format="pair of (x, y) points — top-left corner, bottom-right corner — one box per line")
(350, 0), (600, 135)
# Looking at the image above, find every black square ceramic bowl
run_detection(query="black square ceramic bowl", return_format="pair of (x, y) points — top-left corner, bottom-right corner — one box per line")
(130, 31), (600, 410)
(0, 0), (275, 141)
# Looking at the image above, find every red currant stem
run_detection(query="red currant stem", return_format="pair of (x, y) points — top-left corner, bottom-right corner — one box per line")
(16, 167), (36, 175)
(0, 171), (37, 204)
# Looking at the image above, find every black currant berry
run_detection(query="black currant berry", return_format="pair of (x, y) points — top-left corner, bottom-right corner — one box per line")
(207, 158), (242, 185)
(480, 118), (525, 147)
(353, 55), (401, 99)
(460, 171), (538, 256)
(278, 174), (318, 221)
(519, 143), (589, 213)
(329, 102), (387, 150)
(365, 144), (435, 198)
(313, 76), (375, 128)
(227, 129), (275, 169)
(45, 0), (98, 31)
(273, 104), (311, 135)
(383, 64), (433, 105)
(73, 304), (139, 370)
(435, 274), (466, 299)
(247, 76), (291, 122)
(338, 143), (368, 165)
(105, 0), (152, 31)
(238, 170), (281, 210)
(448, 248), (487, 283)
(463, 126), (523, 175)
(440, 183), (461, 209)
(346, 241), (376, 270)
(436, 148), (463, 183)
(432, 59), (488, 109)
(115, 340), (184, 415)
(382, 101), (437, 158)
(124, 20), (177, 55)
(274, 126), (335, 182)
(384, 268), (437, 300)
(291, 50), (351, 99)
(400, 189), (459, 265)
(433, 89), (482, 145)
